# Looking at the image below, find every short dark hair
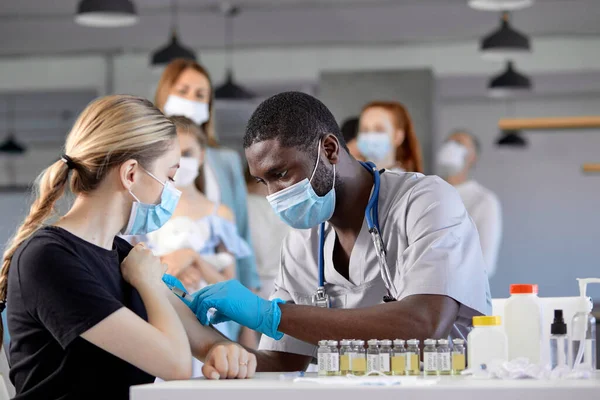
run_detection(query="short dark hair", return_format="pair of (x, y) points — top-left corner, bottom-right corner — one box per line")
(244, 91), (346, 152)
(340, 117), (359, 143)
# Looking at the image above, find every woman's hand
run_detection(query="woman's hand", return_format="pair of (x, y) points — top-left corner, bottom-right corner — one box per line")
(160, 248), (198, 276)
(176, 265), (204, 292)
(121, 243), (165, 290)
(202, 342), (257, 379)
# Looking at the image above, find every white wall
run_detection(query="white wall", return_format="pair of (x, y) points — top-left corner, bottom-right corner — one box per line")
(438, 95), (600, 301)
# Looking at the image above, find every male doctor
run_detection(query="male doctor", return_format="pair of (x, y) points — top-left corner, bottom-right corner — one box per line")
(189, 92), (491, 372)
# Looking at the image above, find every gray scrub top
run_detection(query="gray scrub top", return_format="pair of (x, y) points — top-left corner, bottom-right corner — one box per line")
(259, 170), (492, 358)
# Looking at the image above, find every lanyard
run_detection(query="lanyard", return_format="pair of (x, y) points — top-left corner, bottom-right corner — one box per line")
(315, 161), (398, 307)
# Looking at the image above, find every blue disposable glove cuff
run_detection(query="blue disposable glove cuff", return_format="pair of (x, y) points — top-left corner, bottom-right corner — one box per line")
(265, 298), (285, 340)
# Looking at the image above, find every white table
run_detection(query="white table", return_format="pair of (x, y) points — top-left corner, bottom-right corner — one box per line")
(131, 372), (600, 400)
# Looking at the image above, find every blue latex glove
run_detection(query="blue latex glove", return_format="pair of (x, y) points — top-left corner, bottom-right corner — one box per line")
(162, 274), (193, 307)
(189, 280), (285, 340)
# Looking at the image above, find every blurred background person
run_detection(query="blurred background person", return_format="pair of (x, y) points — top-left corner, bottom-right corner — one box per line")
(357, 101), (424, 173)
(437, 130), (502, 278)
(340, 116), (363, 161)
(245, 167), (291, 301)
(154, 59), (259, 346)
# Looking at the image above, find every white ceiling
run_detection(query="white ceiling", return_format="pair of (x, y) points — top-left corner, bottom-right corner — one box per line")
(0, 0), (599, 57)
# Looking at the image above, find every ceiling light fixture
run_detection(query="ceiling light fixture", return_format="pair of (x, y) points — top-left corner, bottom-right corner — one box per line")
(75, 0), (138, 28)
(488, 61), (532, 98)
(150, 0), (196, 66)
(469, 0), (534, 11)
(481, 12), (531, 61)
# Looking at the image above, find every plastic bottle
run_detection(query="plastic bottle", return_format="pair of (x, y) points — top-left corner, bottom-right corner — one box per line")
(467, 316), (508, 370)
(366, 339), (380, 373)
(571, 278), (600, 369)
(550, 309), (568, 370)
(504, 284), (543, 363)
(378, 340), (393, 375)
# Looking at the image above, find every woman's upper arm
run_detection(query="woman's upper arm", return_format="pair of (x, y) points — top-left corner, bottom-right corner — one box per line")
(81, 307), (191, 380)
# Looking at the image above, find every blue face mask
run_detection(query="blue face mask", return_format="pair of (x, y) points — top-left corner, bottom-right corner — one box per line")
(121, 169), (181, 236)
(357, 132), (392, 162)
(266, 141), (336, 230)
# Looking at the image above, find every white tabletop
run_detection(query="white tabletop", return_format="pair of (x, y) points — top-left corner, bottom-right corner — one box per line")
(131, 372), (600, 400)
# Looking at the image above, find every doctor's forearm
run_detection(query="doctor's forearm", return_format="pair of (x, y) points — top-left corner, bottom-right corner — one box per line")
(277, 295), (459, 345)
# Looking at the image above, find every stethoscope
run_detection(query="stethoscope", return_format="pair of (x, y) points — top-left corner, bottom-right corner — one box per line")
(312, 161), (399, 308)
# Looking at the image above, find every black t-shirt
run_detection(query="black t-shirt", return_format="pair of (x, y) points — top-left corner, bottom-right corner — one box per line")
(7, 226), (154, 399)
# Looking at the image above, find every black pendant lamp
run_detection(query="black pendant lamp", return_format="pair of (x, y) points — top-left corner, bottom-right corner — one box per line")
(496, 129), (528, 147)
(481, 12), (530, 61)
(215, 5), (254, 100)
(0, 97), (26, 155)
(469, 0), (534, 11)
(150, 1), (196, 67)
(75, 0), (138, 27)
(488, 61), (532, 97)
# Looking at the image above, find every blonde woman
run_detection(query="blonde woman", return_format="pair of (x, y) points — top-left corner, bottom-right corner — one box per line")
(1, 95), (255, 400)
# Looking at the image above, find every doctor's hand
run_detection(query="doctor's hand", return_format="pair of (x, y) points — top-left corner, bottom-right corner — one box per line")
(188, 280), (285, 340)
(202, 342), (257, 380)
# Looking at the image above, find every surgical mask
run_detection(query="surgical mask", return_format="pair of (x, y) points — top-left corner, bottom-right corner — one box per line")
(174, 156), (200, 187)
(357, 132), (392, 162)
(266, 142), (336, 229)
(163, 95), (210, 125)
(121, 169), (181, 236)
(436, 141), (468, 177)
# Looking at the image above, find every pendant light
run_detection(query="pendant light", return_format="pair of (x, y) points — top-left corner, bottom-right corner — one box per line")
(215, 5), (254, 100)
(481, 12), (530, 61)
(75, 0), (138, 28)
(0, 96), (26, 155)
(469, 0), (534, 11)
(488, 61), (532, 98)
(150, 1), (196, 67)
(496, 129), (528, 147)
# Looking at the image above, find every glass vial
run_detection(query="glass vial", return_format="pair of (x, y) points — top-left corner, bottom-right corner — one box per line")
(379, 340), (393, 375)
(406, 339), (421, 376)
(318, 340), (328, 376)
(451, 339), (466, 375)
(351, 340), (366, 376)
(327, 340), (340, 376)
(391, 339), (406, 376)
(423, 339), (438, 376)
(367, 339), (380, 373)
(437, 339), (451, 375)
(339, 339), (353, 375)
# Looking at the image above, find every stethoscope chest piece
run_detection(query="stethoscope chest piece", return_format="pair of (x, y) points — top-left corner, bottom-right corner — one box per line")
(312, 286), (331, 308)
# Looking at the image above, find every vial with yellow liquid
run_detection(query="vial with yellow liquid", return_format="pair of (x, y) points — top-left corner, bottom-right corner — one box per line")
(350, 340), (366, 376)
(406, 339), (421, 376)
(423, 339), (438, 376)
(339, 339), (353, 375)
(451, 338), (466, 375)
(378, 340), (393, 375)
(391, 339), (406, 376)
(327, 340), (340, 376)
(437, 339), (452, 375)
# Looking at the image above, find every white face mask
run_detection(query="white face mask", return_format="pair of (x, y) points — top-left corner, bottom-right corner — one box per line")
(436, 141), (468, 177)
(174, 156), (200, 187)
(163, 95), (210, 125)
